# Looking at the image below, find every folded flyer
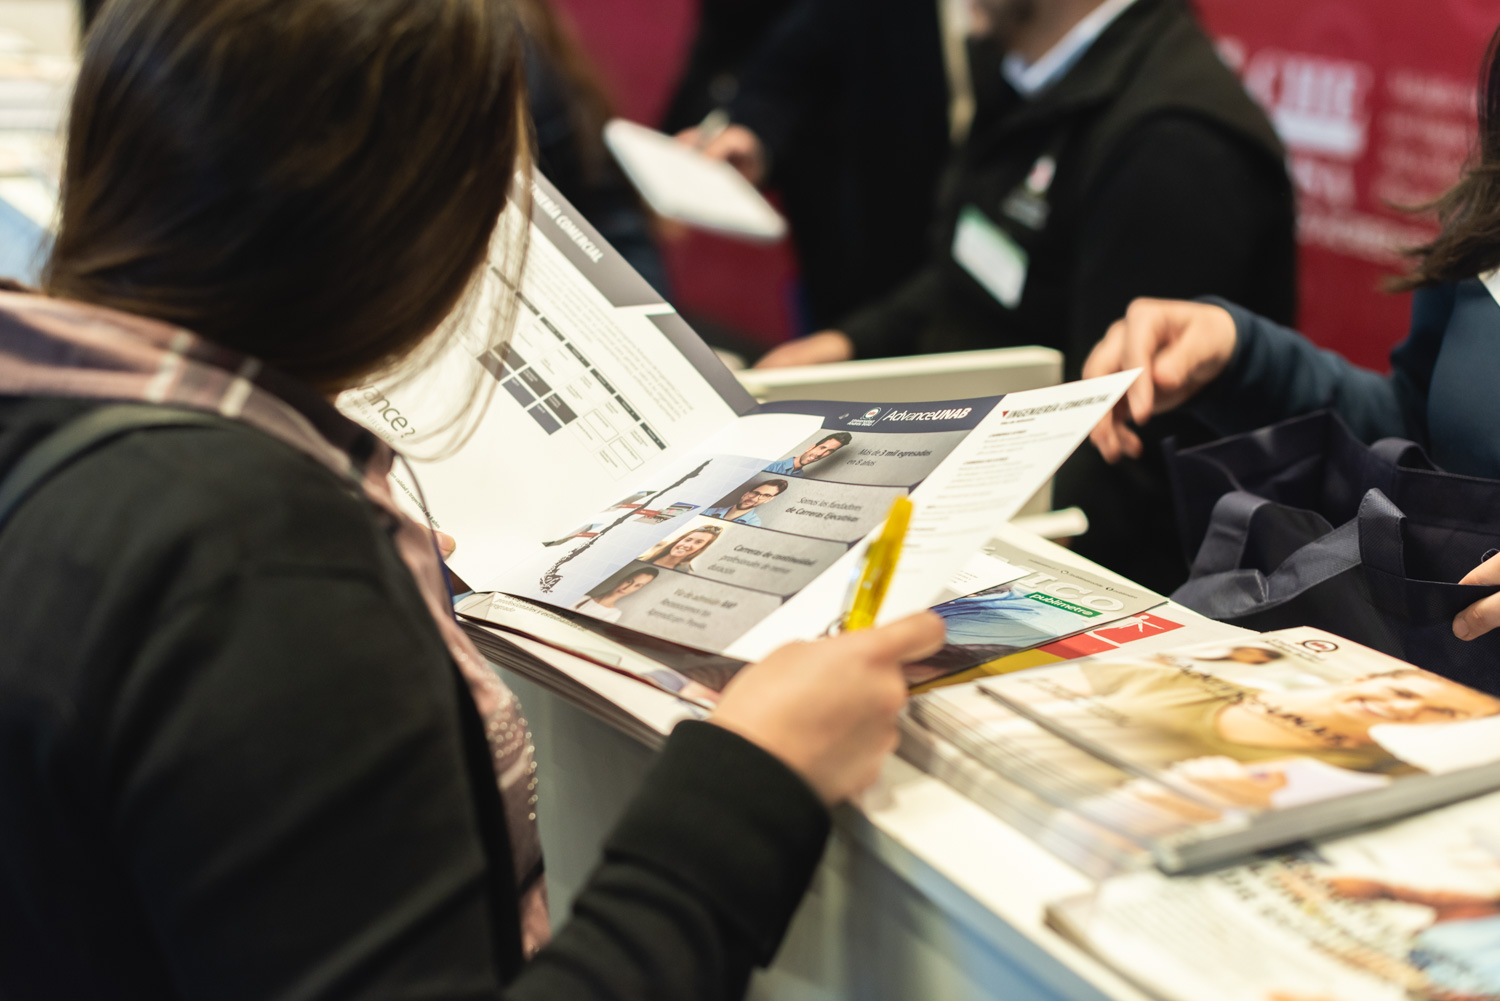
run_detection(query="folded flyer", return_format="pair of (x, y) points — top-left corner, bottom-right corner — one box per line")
(906, 537), (1165, 686)
(1048, 789), (1500, 1001)
(909, 627), (1500, 871)
(342, 172), (1135, 673)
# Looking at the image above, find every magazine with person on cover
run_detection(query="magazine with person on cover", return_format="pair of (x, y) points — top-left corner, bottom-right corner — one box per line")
(1048, 789), (1500, 1001)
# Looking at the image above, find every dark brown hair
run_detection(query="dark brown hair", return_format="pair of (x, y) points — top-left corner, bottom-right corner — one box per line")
(1400, 24), (1500, 289)
(48, 0), (529, 392)
(513, 0), (614, 181)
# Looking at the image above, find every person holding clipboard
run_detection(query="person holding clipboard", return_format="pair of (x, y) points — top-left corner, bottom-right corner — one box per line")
(0, 1), (943, 998)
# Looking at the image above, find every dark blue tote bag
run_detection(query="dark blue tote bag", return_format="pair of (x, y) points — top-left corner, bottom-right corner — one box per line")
(1165, 411), (1500, 694)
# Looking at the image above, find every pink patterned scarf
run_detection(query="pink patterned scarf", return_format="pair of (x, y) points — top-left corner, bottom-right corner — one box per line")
(0, 290), (550, 954)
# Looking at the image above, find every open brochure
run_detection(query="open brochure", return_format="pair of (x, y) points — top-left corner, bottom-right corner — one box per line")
(341, 173), (1135, 667)
(908, 627), (1500, 872)
(1048, 790), (1500, 1001)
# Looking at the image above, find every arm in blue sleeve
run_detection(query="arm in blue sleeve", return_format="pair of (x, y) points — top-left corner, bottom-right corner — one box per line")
(1186, 289), (1449, 446)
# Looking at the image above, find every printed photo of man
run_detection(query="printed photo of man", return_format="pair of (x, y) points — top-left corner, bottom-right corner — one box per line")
(764, 431), (851, 477)
(702, 479), (788, 527)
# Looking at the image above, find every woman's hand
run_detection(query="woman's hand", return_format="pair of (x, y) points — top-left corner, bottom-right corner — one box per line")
(709, 612), (945, 804)
(1454, 551), (1500, 640)
(1082, 298), (1238, 463)
(754, 330), (855, 369)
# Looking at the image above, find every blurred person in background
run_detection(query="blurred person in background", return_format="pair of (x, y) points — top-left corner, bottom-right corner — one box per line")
(753, 0), (1297, 593)
(659, 0), (801, 134)
(1082, 19), (1500, 648)
(680, 0), (957, 331)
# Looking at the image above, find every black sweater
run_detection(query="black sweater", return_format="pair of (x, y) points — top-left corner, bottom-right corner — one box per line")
(0, 396), (830, 1000)
(840, 0), (1296, 373)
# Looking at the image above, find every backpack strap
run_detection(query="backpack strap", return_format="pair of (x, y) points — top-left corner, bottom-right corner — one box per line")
(0, 403), (236, 535)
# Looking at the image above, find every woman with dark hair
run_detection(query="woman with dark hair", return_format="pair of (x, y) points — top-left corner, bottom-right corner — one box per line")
(0, 1), (945, 998)
(573, 565), (658, 622)
(1081, 21), (1500, 650)
(642, 525), (723, 570)
(74, 0), (668, 293)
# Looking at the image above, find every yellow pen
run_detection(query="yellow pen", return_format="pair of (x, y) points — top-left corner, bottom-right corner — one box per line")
(844, 495), (913, 631)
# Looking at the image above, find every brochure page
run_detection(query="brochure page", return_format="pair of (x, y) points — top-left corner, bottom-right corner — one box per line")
(1049, 790), (1500, 1001)
(466, 374), (1134, 663)
(725, 374), (1137, 661)
(341, 171), (754, 586)
(478, 396), (999, 655)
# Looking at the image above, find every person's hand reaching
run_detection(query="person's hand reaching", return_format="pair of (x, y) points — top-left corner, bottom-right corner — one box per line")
(754, 330), (855, 369)
(1454, 550), (1500, 640)
(1082, 298), (1238, 463)
(709, 612), (945, 804)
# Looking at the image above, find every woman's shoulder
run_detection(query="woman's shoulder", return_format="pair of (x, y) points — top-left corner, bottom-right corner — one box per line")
(0, 397), (393, 594)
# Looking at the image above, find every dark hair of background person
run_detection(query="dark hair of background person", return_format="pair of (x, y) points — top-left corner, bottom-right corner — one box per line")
(54, 0), (528, 393)
(759, 478), (789, 495)
(820, 431), (852, 448)
(1400, 22), (1500, 289)
(584, 564), (659, 601)
(513, 0), (614, 183)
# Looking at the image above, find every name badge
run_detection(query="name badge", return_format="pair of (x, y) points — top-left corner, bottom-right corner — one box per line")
(952, 205), (1028, 309)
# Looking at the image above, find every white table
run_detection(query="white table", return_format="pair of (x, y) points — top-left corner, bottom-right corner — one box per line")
(505, 525), (1246, 1001)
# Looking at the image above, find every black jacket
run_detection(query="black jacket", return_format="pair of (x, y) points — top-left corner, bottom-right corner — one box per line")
(728, 0), (952, 330)
(0, 396), (829, 1001)
(842, 0), (1296, 375)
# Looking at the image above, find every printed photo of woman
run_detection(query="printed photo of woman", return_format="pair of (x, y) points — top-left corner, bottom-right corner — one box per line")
(572, 566), (659, 623)
(640, 525), (722, 571)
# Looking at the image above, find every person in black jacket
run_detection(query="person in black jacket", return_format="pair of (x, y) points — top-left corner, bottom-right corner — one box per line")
(0, 1), (945, 998)
(757, 0), (1297, 592)
(683, 0), (954, 331)
(659, 0), (801, 135)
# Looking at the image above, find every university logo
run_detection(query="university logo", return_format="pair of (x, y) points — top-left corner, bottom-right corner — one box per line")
(849, 406), (883, 427)
(1242, 47), (1374, 160)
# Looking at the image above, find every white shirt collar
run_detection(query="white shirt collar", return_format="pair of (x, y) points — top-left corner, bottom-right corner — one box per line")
(1482, 268), (1500, 308)
(1000, 0), (1142, 98)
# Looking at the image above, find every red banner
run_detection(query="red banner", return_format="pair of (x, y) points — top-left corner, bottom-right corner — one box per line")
(1197, 0), (1493, 370)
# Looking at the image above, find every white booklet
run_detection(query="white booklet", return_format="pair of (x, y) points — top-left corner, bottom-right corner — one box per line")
(341, 173), (1134, 670)
(602, 118), (787, 241)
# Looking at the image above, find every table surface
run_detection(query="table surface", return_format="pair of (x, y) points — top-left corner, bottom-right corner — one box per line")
(504, 521), (1251, 1001)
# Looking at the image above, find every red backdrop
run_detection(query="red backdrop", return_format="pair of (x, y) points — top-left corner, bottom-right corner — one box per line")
(556, 0), (1497, 365)
(1196, 0), (1493, 370)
